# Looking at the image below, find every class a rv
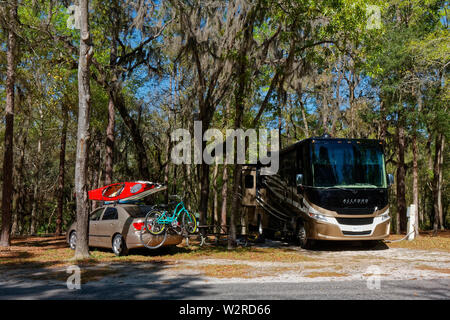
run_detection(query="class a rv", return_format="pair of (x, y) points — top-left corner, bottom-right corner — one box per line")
(241, 136), (393, 248)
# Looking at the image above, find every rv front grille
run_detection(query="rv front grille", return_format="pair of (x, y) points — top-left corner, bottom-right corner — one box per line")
(332, 208), (375, 215)
(336, 217), (374, 225)
(342, 231), (372, 236)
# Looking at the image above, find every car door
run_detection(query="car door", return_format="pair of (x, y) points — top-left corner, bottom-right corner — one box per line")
(88, 207), (105, 246)
(96, 207), (119, 248)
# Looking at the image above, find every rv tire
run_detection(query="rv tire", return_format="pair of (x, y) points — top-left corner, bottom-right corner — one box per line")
(296, 223), (314, 249)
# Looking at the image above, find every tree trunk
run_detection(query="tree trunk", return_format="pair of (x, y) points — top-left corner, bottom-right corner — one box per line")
(56, 104), (68, 236)
(212, 164), (219, 235)
(164, 138), (171, 203)
(198, 161), (210, 226)
(30, 111), (43, 235)
(438, 135), (445, 230)
(228, 11), (256, 248)
(105, 18), (118, 186)
(90, 133), (102, 211)
(12, 90), (27, 236)
(412, 133), (419, 235)
(379, 99), (387, 141)
(228, 69), (246, 249)
(0, 1), (17, 247)
(396, 122), (407, 234)
(184, 163), (192, 211)
(11, 192), (19, 236)
(105, 97), (115, 185)
(30, 172), (40, 235)
(432, 133), (444, 234)
(331, 61), (343, 137)
(221, 164), (229, 233)
(349, 76), (355, 137)
(112, 92), (150, 180)
(299, 100), (309, 137)
(321, 96), (329, 135)
(229, 165), (242, 249)
(74, 0), (93, 259)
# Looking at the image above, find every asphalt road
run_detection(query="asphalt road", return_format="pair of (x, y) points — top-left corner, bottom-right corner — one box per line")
(0, 277), (448, 300)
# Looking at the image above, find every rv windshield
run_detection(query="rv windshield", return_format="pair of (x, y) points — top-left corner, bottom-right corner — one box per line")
(311, 142), (387, 188)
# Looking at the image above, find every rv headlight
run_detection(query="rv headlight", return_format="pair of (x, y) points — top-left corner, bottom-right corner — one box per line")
(307, 206), (335, 223)
(309, 211), (332, 223)
(380, 212), (390, 221)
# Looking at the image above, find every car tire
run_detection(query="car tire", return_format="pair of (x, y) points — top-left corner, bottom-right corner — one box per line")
(112, 234), (129, 256)
(69, 231), (77, 250)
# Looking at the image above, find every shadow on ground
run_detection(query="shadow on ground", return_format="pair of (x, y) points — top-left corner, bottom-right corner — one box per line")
(309, 240), (389, 251)
(254, 238), (389, 252)
(0, 259), (208, 300)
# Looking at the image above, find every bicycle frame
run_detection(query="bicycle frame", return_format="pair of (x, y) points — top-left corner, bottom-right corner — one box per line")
(155, 201), (193, 225)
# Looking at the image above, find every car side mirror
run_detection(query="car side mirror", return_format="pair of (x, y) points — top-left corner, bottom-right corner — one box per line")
(296, 174), (304, 187)
(388, 174), (394, 187)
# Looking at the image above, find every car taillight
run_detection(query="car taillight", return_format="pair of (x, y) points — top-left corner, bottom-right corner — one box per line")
(133, 222), (144, 231)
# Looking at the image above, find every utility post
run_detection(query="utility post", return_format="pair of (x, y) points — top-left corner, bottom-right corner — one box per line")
(407, 204), (417, 241)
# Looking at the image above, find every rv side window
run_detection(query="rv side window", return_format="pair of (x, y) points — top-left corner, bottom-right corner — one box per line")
(286, 150), (296, 186)
(296, 144), (303, 174)
(302, 143), (311, 186)
(257, 174), (265, 188)
(245, 174), (254, 189)
(280, 155), (288, 181)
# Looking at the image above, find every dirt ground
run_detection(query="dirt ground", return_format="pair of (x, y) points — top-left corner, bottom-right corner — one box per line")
(0, 233), (449, 285)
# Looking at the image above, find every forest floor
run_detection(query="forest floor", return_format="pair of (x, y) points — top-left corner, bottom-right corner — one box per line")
(0, 232), (449, 289)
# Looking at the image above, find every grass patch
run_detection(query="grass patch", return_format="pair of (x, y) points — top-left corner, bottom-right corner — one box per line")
(387, 235), (450, 252)
(362, 273), (390, 277)
(301, 265), (326, 270)
(165, 245), (320, 263)
(197, 264), (256, 278)
(415, 265), (450, 274)
(305, 271), (349, 278)
(172, 263), (295, 279)
(0, 237), (319, 272)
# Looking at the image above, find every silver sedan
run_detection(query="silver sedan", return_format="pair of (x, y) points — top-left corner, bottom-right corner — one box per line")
(66, 204), (183, 256)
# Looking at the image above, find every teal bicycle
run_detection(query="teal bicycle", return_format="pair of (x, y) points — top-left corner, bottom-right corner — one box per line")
(141, 196), (197, 249)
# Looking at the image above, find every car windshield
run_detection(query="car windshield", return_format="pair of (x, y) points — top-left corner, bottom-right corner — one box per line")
(311, 141), (387, 188)
(124, 205), (154, 218)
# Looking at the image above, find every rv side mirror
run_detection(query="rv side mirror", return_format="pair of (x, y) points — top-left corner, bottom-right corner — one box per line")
(388, 174), (394, 187)
(296, 174), (304, 187)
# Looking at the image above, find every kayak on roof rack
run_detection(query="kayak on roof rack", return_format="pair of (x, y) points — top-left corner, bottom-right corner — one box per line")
(88, 181), (165, 203)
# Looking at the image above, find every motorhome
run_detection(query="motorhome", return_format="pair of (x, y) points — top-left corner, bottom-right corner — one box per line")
(241, 137), (393, 248)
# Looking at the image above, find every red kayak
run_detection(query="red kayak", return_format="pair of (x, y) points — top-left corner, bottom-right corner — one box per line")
(88, 181), (163, 202)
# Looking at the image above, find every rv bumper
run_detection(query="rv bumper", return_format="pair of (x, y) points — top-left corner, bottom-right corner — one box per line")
(306, 217), (391, 241)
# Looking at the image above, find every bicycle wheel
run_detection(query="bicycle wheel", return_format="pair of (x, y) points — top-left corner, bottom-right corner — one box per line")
(145, 209), (166, 235)
(139, 227), (167, 250)
(181, 211), (198, 234)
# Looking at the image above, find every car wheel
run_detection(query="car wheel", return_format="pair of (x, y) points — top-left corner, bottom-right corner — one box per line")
(112, 234), (128, 256)
(69, 231), (77, 250)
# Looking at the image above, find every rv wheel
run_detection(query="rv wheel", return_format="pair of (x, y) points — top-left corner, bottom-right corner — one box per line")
(297, 224), (314, 249)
